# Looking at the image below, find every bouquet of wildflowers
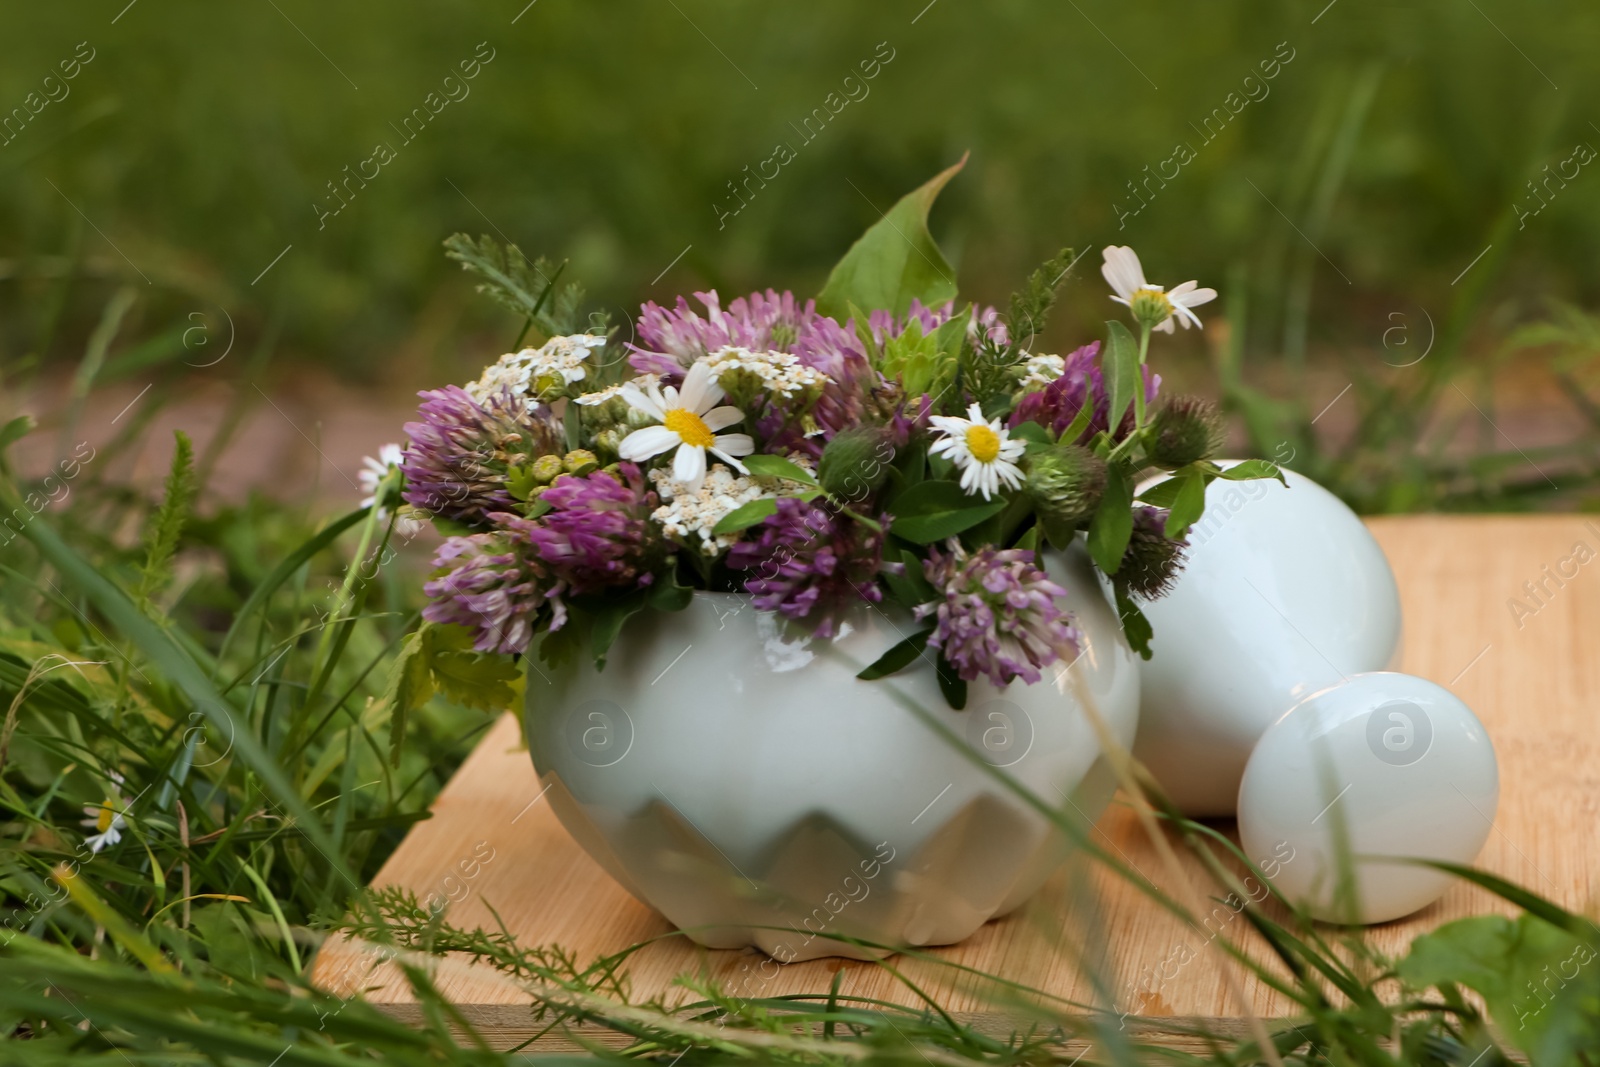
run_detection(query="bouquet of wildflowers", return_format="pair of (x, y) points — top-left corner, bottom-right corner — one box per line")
(378, 161), (1279, 710)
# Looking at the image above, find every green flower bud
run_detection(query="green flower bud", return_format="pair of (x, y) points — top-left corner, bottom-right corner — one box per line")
(563, 449), (600, 476)
(817, 428), (893, 500)
(1151, 396), (1226, 468)
(530, 454), (566, 485)
(592, 427), (624, 461)
(1025, 445), (1106, 538)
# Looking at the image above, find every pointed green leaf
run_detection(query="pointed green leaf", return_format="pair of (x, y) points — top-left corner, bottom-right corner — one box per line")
(1165, 467), (1208, 540)
(888, 480), (1007, 544)
(1087, 465), (1134, 573)
(856, 627), (934, 680)
(1102, 320), (1139, 433)
(816, 154), (967, 320)
(741, 454), (817, 485)
(710, 497), (778, 536)
(1218, 458), (1288, 484)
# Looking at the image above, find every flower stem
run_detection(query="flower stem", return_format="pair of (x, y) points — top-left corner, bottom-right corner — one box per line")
(1132, 323), (1152, 429)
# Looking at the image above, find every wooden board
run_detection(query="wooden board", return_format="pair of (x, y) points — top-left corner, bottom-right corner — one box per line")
(311, 515), (1600, 1051)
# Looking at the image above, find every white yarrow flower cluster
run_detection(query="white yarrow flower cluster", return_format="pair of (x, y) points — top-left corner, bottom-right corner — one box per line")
(575, 374), (660, 407)
(466, 333), (607, 405)
(704, 346), (830, 398)
(648, 459), (815, 556)
(1018, 352), (1065, 390)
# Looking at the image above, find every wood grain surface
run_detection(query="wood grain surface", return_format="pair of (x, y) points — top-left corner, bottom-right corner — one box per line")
(311, 515), (1600, 1051)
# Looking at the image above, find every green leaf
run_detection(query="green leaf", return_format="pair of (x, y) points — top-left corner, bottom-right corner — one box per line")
(0, 415), (35, 453)
(888, 480), (1007, 544)
(1006, 247), (1076, 350)
(856, 627), (933, 680)
(648, 572), (694, 612)
(741, 454), (817, 485)
(880, 545), (934, 608)
(428, 624), (521, 711)
(1165, 467), (1207, 540)
(1086, 466), (1134, 573)
(710, 497), (778, 536)
(1115, 586), (1154, 660)
(384, 625), (435, 766)
(1136, 477), (1185, 508)
(443, 233), (581, 338)
(588, 592), (649, 670)
(1012, 525), (1040, 552)
(815, 154), (967, 320)
(1397, 914), (1595, 1053)
(935, 653), (967, 711)
(1008, 421), (1051, 447)
(1102, 320), (1139, 433)
(1217, 458), (1288, 484)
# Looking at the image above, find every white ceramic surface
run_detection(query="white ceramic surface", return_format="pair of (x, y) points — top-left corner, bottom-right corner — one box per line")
(524, 545), (1139, 961)
(1134, 466), (1403, 816)
(1237, 672), (1499, 924)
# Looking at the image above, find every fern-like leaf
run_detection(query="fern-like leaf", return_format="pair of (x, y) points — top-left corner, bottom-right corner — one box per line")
(443, 232), (585, 340)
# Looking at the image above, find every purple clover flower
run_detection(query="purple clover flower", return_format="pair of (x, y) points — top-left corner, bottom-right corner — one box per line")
(1009, 342), (1160, 444)
(423, 533), (563, 654)
(521, 464), (656, 594)
(915, 540), (1080, 688)
(401, 385), (562, 526)
(727, 497), (887, 638)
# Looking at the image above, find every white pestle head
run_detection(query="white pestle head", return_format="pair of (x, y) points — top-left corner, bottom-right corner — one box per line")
(1236, 671), (1498, 925)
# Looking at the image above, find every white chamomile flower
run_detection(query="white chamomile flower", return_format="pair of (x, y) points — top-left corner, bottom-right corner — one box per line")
(359, 443), (405, 511)
(1100, 245), (1217, 334)
(617, 361), (754, 492)
(928, 403), (1026, 501)
(81, 783), (128, 854)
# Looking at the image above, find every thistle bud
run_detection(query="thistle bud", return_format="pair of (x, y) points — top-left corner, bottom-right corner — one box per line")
(1119, 505), (1188, 600)
(530, 454), (566, 485)
(1025, 445), (1106, 531)
(817, 428), (893, 499)
(563, 449), (600, 476)
(1150, 395), (1225, 468)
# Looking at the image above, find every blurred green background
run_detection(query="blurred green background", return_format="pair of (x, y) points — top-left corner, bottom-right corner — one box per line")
(3, 0), (1599, 507)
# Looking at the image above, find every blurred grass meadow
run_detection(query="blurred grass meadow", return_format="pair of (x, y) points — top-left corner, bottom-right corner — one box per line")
(5, 1), (1600, 508)
(2, 2), (1600, 1064)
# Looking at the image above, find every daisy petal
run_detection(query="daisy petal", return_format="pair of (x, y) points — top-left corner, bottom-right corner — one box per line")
(709, 447), (749, 475)
(710, 433), (754, 457)
(674, 443), (707, 488)
(620, 382), (664, 420)
(1100, 246), (1146, 300)
(1173, 284), (1217, 308)
(618, 425), (680, 461)
(701, 405), (745, 432)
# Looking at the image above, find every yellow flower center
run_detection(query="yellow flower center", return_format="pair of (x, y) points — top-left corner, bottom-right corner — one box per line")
(663, 408), (715, 449)
(965, 423), (1002, 464)
(96, 802), (115, 833)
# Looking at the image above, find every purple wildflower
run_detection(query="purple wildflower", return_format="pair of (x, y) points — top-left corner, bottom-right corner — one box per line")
(423, 533), (563, 654)
(1009, 342), (1160, 444)
(727, 498), (887, 638)
(631, 290), (816, 374)
(521, 465), (656, 594)
(915, 540), (1080, 688)
(401, 385), (563, 526)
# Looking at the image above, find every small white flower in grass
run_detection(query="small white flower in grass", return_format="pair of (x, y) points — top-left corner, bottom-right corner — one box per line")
(1100, 245), (1217, 333)
(359, 443), (405, 511)
(80, 779), (128, 854)
(617, 361), (753, 492)
(929, 402), (1026, 501)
